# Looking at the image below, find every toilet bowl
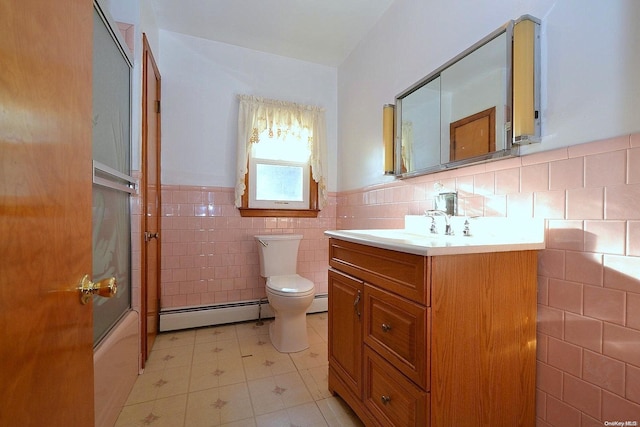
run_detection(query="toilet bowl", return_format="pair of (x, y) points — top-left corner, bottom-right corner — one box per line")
(255, 234), (316, 353)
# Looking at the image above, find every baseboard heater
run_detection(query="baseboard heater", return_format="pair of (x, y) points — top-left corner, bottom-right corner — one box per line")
(159, 293), (328, 332)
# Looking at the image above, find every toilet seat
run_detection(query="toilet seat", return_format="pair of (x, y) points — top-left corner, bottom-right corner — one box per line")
(267, 274), (314, 297)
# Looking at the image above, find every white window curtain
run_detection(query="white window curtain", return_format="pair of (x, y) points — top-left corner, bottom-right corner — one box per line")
(401, 120), (414, 172)
(235, 94), (328, 209)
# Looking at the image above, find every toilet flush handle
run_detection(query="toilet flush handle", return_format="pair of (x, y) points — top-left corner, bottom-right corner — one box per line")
(257, 238), (268, 247)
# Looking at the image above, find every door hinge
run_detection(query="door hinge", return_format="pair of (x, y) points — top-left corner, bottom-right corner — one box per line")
(155, 100), (160, 113)
(144, 231), (159, 242)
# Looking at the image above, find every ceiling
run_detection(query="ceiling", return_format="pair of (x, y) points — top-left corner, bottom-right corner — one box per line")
(150, 0), (395, 67)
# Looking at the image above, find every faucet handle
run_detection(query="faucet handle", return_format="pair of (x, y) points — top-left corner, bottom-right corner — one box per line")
(463, 219), (471, 236)
(462, 216), (481, 236)
(429, 217), (438, 234)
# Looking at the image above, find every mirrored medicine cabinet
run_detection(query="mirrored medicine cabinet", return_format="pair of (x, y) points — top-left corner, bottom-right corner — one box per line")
(393, 15), (540, 178)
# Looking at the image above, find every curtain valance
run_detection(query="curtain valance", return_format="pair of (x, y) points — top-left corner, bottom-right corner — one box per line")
(235, 94), (328, 209)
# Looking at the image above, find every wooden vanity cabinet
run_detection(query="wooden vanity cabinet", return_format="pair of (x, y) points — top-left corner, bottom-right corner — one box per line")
(327, 238), (537, 427)
(328, 269), (363, 400)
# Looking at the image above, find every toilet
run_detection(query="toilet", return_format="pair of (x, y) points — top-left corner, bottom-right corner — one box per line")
(255, 234), (315, 353)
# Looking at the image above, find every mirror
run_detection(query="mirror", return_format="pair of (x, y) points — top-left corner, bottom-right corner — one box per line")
(395, 16), (540, 177)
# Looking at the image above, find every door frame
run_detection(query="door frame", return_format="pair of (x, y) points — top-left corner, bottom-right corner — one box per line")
(140, 33), (162, 366)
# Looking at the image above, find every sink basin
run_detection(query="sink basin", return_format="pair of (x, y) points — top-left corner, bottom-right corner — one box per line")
(324, 217), (545, 256)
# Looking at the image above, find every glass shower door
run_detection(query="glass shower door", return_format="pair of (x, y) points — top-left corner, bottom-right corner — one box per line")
(91, 3), (133, 344)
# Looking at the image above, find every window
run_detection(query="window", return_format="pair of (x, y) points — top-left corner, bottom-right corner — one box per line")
(248, 129), (311, 210)
(235, 95), (327, 217)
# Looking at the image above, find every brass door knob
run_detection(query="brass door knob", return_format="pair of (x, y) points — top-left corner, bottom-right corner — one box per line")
(78, 274), (117, 305)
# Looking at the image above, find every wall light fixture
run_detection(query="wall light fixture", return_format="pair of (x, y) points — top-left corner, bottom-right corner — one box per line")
(383, 104), (395, 175)
(512, 15), (541, 144)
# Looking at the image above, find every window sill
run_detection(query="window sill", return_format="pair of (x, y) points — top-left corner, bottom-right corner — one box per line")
(238, 208), (319, 218)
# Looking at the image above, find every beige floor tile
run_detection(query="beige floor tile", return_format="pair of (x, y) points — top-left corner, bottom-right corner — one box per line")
(116, 393), (187, 427)
(189, 356), (246, 392)
(155, 366), (192, 399)
(220, 418), (257, 427)
(119, 313), (362, 427)
(306, 326), (325, 346)
(290, 342), (328, 371)
(125, 365), (191, 404)
(247, 371), (314, 415)
(238, 333), (276, 356)
(255, 402), (328, 427)
(186, 382), (254, 426)
(235, 319), (271, 339)
(286, 402), (330, 426)
(299, 365), (332, 401)
(195, 323), (238, 344)
(314, 327), (328, 342)
(145, 343), (194, 372)
(242, 348), (298, 380)
(316, 397), (364, 427)
(115, 400), (156, 426)
(192, 338), (243, 365)
(152, 329), (196, 350)
(307, 313), (328, 332)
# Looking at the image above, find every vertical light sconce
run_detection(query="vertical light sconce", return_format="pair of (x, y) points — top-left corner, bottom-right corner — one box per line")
(383, 104), (395, 175)
(513, 15), (541, 144)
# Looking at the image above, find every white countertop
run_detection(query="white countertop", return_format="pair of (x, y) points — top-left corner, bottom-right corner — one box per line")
(324, 217), (545, 256)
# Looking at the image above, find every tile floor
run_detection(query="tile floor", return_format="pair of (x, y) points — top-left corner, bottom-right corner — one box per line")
(115, 313), (364, 427)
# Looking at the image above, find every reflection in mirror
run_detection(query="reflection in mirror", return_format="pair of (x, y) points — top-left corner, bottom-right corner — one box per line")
(393, 15), (540, 179)
(441, 31), (507, 163)
(400, 77), (440, 173)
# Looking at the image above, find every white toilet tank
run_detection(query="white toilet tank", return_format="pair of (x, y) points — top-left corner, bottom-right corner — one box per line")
(255, 234), (303, 277)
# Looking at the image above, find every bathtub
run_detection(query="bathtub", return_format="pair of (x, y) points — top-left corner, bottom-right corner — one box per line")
(93, 310), (139, 427)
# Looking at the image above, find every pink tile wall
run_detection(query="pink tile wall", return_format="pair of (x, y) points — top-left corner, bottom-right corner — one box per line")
(335, 133), (640, 425)
(159, 186), (335, 309)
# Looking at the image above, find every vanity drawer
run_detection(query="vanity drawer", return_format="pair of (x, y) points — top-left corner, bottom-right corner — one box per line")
(329, 238), (430, 305)
(363, 347), (429, 427)
(364, 284), (429, 389)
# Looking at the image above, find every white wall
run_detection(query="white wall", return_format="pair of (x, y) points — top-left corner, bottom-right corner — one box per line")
(338, 0), (640, 191)
(159, 31), (338, 190)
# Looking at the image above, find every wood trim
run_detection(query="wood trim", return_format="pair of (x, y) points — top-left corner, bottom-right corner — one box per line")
(239, 208), (319, 218)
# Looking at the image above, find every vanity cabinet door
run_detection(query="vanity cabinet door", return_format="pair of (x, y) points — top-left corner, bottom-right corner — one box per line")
(364, 284), (429, 389)
(328, 269), (364, 399)
(363, 347), (429, 427)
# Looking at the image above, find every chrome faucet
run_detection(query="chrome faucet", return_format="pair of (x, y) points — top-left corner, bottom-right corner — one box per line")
(425, 210), (454, 235)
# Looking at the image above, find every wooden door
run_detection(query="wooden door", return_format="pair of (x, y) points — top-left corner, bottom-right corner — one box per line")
(0, 1), (95, 426)
(449, 106), (496, 161)
(328, 269), (363, 398)
(141, 34), (162, 364)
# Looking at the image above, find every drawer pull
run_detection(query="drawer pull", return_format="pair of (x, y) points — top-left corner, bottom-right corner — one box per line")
(354, 290), (361, 318)
(381, 323), (392, 332)
(381, 395), (391, 405)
